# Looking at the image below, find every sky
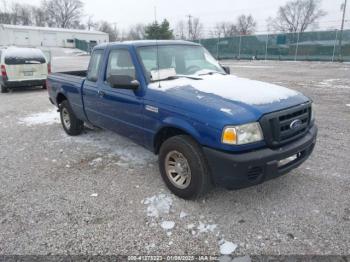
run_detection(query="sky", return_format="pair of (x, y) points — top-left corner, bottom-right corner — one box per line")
(2, 0), (350, 34)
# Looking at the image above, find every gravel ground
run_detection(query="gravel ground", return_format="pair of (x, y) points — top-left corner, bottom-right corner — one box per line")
(0, 56), (349, 257)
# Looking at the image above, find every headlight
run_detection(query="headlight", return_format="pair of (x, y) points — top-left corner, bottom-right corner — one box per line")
(222, 122), (263, 145)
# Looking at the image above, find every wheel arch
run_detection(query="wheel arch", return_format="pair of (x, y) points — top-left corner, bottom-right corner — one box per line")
(153, 118), (202, 154)
(56, 92), (67, 106)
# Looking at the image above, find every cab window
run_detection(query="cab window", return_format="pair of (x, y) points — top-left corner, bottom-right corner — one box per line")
(106, 49), (136, 80)
(87, 50), (103, 82)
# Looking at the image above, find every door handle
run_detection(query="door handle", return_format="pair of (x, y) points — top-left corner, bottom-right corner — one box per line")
(98, 90), (105, 97)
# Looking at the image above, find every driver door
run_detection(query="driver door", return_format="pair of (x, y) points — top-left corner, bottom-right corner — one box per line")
(97, 47), (145, 145)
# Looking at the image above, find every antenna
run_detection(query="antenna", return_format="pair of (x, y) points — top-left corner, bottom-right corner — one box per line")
(153, 5), (161, 88)
(154, 6), (157, 23)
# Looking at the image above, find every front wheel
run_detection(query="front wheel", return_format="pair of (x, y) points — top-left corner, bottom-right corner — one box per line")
(159, 135), (212, 199)
(59, 100), (83, 136)
(0, 85), (8, 93)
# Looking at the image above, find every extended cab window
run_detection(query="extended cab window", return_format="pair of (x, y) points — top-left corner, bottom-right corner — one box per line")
(87, 50), (103, 82)
(106, 49), (136, 80)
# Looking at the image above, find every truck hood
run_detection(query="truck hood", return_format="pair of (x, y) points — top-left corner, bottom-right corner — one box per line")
(147, 74), (310, 125)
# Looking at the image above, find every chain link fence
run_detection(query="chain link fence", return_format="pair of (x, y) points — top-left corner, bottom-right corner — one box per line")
(197, 30), (350, 62)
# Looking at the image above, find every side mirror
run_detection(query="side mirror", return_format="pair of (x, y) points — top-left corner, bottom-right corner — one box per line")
(107, 75), (139, 90)
(222, 66), (230, 75)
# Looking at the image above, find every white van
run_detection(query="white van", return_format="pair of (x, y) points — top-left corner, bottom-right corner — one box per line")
(0, 47), (49, 93)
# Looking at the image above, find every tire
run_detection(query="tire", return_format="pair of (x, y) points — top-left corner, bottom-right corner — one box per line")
(59, 100), (83, 136)
(1, 84), (8, 93)
(159, 135), (212, 200)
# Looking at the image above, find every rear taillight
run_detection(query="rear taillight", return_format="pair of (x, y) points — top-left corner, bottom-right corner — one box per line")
(47, 63), (51, 74)
(1, 65), (7, 80)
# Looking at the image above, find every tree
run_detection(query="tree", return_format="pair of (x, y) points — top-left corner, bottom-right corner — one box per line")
(98, 21), (118, 42)
(212, 22), (238, 38)
(175, 17), (203, 40)
(189, 18), (203, 40)
(42, 0), (84, 28)
(268, 0), (326, 32)
(144, 19), (174, 40)
(127, 24), (145, 40)
(236, 14), (257, 35)
(31, 7), (48, 27)
(175, 20), (186, 40)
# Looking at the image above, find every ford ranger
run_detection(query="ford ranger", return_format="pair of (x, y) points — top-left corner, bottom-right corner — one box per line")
(47, 40), (317, 199)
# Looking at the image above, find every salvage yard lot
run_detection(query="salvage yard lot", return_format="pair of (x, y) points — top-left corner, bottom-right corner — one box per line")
(0, 58), (349, 256)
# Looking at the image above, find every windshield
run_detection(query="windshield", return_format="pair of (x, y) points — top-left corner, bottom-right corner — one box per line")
(137, 45), (225, 81)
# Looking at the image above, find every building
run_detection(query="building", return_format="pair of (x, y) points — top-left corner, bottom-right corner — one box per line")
(0, 24), (109, 48)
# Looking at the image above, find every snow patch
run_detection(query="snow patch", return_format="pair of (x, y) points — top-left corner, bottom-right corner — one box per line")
(346, 104), (350, 107)
(197, 222), (217, 233)
(187, 224), (195, 229)
(180, 211), (188, 219)
(67, 130), (156, 165)
(219, 241), (238, 255)
(89, 157), (103, 166)
(220, 108), (233, 115)
(19, 110), (59, 126)
(161, 221), (175, 230)
(143, 194), (173, 218)
(316, 79), (349, 89)
(149, 74), (298, 105)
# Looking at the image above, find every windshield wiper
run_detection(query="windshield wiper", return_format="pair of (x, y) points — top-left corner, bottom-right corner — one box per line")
(197, 71), (226, 76)
(152, 75), (202, 82)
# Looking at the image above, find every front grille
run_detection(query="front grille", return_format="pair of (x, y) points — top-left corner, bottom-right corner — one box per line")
(260, 103), (312, 148)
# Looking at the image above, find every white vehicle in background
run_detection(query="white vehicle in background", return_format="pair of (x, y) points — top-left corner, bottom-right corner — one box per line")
(0, 47), (50, 93)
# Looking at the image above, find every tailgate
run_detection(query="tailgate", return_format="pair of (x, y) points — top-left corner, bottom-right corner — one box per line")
(6, 64), (48, 81)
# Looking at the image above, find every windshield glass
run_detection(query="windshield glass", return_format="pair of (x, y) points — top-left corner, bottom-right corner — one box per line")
(137, 45), (225, 81)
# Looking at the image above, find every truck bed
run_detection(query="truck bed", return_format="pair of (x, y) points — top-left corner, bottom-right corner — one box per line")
(47, 70), (87, 122)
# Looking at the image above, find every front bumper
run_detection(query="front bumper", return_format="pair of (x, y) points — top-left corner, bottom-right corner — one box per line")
(203, 125), (318, 189)
(3, 79), (46, 88)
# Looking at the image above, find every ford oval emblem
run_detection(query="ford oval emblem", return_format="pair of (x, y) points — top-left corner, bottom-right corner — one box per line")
(290, 119), (302, 129)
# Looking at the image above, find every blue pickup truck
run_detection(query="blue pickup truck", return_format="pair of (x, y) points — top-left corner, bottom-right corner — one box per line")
(47, 40), (317, 199)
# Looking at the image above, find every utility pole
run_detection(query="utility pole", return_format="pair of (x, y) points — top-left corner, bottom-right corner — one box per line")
(187, 14), (192, 40)
(154, 6), (158, 23)
(339, 0), (348, 61)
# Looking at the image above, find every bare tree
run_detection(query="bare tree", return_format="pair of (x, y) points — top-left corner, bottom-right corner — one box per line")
(0, 0), (13, 24)
(268, 0), (326, 32)
(127, 24), (145, 40)
(31, 7), (48, 27)
(212, 22), (238, 38)
(98, 21), (118, 42)
(175, 20), (187, 39)
(190, 18), (203, 40)
(236, 14), (257, 35)
(175, 17), (203, 40)
(42, 0), (84, 28)
(11, 3), (33, 25)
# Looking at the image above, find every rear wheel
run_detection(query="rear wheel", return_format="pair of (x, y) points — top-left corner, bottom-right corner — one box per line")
(1, 84), (8, 93)
(159, 135), (212, 199)
(59, 100), (83, 136)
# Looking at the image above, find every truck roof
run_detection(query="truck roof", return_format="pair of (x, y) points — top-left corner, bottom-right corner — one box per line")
(95, 40), (200, 49)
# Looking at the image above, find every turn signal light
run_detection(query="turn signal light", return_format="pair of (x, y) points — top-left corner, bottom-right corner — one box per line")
(222, 127), (237, 145)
